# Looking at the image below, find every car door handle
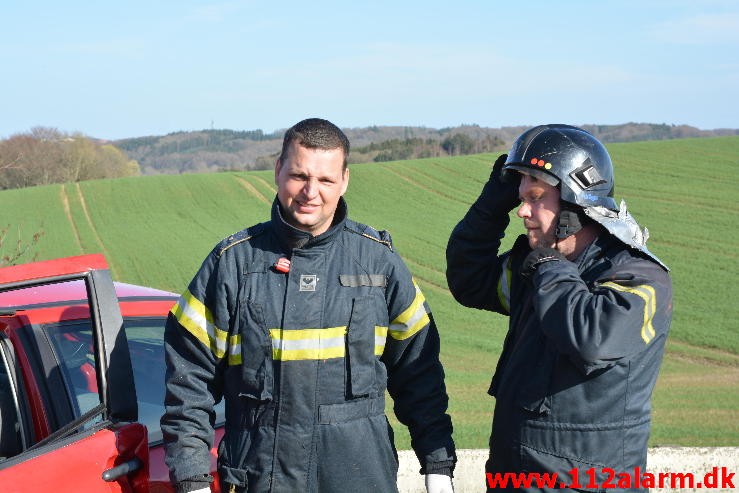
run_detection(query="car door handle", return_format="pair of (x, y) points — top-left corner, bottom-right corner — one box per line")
(101, 457), (143, 481)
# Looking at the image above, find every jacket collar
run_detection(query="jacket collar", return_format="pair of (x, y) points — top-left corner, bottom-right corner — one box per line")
(573, 230), (621, 271)
(271, 197), (348, 252)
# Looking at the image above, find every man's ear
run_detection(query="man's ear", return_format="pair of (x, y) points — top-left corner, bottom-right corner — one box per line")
(274, 157), (282, 186)
(340, 167), (350, 195)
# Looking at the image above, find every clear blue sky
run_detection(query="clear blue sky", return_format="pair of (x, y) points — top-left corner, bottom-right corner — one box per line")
(2, 0), (737, 140)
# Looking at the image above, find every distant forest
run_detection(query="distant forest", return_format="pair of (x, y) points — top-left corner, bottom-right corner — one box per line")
(3, 124), (737, 189)
(114, 123), (738, 175)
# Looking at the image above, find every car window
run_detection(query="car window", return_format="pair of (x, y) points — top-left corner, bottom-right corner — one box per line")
(124, 318), (168, 443)
(45, 322), (104, 428)
(124, 317), (225, 443)
(0, 344), (23, 459)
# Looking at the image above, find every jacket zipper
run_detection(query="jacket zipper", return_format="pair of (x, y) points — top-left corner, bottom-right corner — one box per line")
(269, 259), (291, 493)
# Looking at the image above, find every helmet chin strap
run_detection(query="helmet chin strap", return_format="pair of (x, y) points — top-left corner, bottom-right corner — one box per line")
(556, 202), (588, 239)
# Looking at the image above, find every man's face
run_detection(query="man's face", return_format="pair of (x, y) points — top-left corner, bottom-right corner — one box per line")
(275, 141), (349, 236)
(516, 173), (561, 249)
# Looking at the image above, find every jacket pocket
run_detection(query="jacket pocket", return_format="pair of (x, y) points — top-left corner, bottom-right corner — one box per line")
(519, 442), (607, 492)
(238, 299), (273, 401)
(346, 296), (377, 398)
(518, 419), (627, 491)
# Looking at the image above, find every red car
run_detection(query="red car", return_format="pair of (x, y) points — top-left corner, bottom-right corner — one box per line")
(0, 254), (225, 492)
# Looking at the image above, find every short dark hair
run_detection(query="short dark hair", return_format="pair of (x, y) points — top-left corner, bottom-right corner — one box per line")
(279, 118), (350, 169)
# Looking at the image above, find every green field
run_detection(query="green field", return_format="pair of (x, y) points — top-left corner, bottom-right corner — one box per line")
(2, 136), (738, 448)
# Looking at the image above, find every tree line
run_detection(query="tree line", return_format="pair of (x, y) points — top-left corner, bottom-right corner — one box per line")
(3, 123), (736, 184)
(116, 128), (281, 157)
(116, 122), (738, 175)
(0, 127), (140, 190)
(350, 134), (506, 163)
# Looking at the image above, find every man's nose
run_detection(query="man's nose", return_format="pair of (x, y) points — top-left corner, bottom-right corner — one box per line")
(517, 202), (530, 218)
(302, 178), (318, 198)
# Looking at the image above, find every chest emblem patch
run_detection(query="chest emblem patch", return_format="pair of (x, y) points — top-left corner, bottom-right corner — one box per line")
(299, 275), (317, 292)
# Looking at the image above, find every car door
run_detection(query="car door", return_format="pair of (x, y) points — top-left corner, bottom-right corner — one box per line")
(0, 254), (149, 492)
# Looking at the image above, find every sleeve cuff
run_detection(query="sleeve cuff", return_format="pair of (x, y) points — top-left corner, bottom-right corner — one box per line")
(175, 475), (213, 493)
(421, 459), (456, 477)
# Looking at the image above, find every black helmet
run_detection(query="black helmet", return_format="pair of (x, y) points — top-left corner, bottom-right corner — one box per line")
(502, 124), (618, 211)
(501, 124), (667, 269)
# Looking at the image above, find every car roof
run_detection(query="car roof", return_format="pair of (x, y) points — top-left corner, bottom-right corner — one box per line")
(0, 280), (177, 310)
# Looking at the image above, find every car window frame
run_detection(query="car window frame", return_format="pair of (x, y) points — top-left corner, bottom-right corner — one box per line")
(0, 334), (29, 458)
(0, 265), (137, 454)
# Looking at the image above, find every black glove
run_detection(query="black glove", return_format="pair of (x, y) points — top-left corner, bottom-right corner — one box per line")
(521, 247), (566, 279)
(477, 154), (520, 213)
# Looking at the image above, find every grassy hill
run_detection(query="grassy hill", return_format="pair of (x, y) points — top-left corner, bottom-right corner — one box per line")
(2, 136), (738, 448)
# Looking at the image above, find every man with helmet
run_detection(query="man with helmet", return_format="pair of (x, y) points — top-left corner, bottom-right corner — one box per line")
(446, 125), (672, 492)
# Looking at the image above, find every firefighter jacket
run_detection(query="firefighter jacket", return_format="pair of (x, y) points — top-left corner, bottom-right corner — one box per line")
(162, 198), (455, 493)
(446, 188), (672, 492)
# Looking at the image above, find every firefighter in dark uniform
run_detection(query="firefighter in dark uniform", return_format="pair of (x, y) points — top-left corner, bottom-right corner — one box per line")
(446, 125), (672, 492)
(162, 118), (456, 493)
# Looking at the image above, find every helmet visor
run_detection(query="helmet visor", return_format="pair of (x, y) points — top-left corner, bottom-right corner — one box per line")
(502, 164), (559, 187)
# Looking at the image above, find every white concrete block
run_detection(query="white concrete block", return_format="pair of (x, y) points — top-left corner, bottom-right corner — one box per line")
(397, 448), (739, 492)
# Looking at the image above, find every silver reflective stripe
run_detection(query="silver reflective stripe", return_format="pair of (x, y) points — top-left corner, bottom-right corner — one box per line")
(228, 338), (241, 365)
(388, 281), (430, 340)
(497, 256), (512, 313)
(170, 290), (229, 357)
(273, 336), (345, 351)
(269, 327), (347, 361)
(375, 326), (388, 355)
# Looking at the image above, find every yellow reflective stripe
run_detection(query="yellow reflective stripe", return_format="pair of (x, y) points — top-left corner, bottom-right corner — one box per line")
(600, 282), (657, 344)
(267, 326), (388, 360)
(270, 327), (347, 361)
(375, 326), (388, 355)
(170, 290), (229, 358)
(389, 281), (430, 341)
(497, 256), (512, 313)
(228, 333), (242, 365)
